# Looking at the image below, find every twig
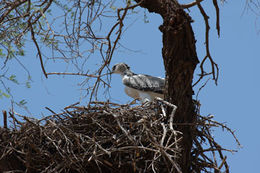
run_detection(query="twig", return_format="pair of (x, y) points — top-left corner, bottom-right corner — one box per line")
(47, 72), (98, 78)
(181, 0), (205, 9)
(110, 111), (135, 143)
(193, 2), (219, 86)
(2, 110), (7, 129)
(0, 0), (28, 24)
(213, 0), (220, 36)
(29, 20), (48, 78)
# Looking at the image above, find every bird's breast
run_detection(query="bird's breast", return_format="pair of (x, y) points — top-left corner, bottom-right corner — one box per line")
(124, 86), (140, 100)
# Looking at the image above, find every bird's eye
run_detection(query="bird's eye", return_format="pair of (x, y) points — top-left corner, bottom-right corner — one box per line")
(112, 66), (116, 71)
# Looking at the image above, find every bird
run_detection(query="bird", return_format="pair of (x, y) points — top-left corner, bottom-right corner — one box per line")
(111, 63), (165, 103)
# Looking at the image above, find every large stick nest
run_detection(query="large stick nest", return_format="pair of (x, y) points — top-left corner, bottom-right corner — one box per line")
(0, 100), (239, 173)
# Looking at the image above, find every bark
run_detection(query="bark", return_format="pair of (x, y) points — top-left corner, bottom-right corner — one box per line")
(135, 0), (199, 172)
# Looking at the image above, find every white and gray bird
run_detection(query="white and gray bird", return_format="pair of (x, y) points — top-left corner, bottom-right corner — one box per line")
(112, 63), (165, 103)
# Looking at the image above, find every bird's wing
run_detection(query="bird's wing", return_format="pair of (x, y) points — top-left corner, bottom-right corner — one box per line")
(122, 74), (165, 94)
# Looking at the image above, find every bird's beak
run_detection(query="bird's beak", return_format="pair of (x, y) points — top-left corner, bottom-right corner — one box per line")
(110, 70), (114, 74)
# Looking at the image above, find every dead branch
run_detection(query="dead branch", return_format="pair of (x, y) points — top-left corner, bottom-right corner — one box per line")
(193, 2), (219, 86)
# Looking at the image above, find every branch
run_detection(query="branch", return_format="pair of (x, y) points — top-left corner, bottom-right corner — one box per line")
(213, 0), (220, 36)
(2, 110), (7, 129)
(89, 1), (143, 102)
(47, 72), (111, 88)
(181, 0), (205, 9)
(29, 21), (48, 78)
(193, 2), (219, 86)
(0, 0), (28, 24)
(47, 72), (98, 78)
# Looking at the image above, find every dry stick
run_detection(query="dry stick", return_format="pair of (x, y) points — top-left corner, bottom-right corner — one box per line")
(47, 72), (98, 78)
(218, 156), (227, 170)
(29, 21), (48, 78)
(193, 2), (219, 86)
(193, 137), (213, 163)
(146, 125), (181, 173)
(161, 149), (182, 173)
(181, 0), (205, 8)
(212, 140), (230, 173)
(203, 124), (229, 172)
(115, 146), (158, 153)
(2, 110), (7, 129)
(155, 97), (180, 159)
(64, 102), (80, 110)
(160, 123), (167, 146)
(9, 112), (22, 127)
(110, 112), (135, 143)
(45, 107), (56, 115)
(153, 133), (181, 173)
(161, 105), (167, 117)
(198, 115), (241, 147)
(194, 112), (237, 173)
(195, 78), (210, 101)
(155, 97), (178, 131)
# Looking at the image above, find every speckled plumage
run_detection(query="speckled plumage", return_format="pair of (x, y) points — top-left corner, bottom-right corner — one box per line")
(112, 63), (164, 102)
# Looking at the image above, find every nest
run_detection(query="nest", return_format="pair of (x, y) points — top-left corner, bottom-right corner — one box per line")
(0, 99), (239, 173)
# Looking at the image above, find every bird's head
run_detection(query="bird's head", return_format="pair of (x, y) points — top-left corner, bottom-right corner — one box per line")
(111, 63), (130, 74)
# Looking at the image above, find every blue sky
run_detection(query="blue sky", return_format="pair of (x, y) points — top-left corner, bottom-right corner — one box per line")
(1, 1), (260, 172)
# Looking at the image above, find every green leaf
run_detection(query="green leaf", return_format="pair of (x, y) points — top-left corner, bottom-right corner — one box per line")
(0, 90), (10, 99)
(2, 93), (10, 98)
(0, 49), (5, 57)
(17, 49), (25, 56)
(18, 99), (27, 106)
(9, 75), (19, 84)
(26, 81), (31, 88)
(127, 0), (132, 6)
(110, 6), (117, 11)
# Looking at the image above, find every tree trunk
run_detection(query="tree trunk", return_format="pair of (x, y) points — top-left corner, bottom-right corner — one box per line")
(135, 0), (199, 172)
